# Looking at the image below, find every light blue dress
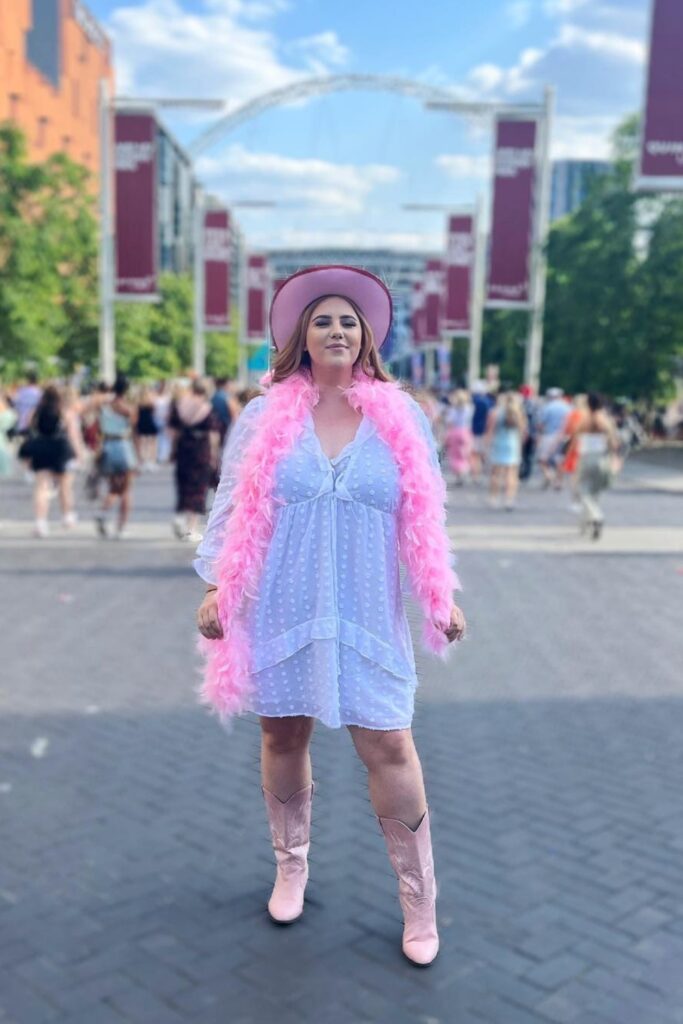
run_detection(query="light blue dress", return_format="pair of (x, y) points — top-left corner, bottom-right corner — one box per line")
(194, 393), (441, 730)
(490, 410), (522, 467)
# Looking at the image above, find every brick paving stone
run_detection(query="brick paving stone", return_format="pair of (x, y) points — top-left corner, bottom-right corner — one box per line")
(2, 469), (683, 1023)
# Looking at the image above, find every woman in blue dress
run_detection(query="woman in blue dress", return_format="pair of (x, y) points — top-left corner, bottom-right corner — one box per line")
(486, 387), (527, 511)
(194, 267), (465, 965)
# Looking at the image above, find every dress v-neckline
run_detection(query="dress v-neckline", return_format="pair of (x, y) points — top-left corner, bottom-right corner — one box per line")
(307, 412), (368, 465)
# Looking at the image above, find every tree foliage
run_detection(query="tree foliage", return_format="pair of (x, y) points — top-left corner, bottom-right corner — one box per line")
(115, 273), (240, 381)
(482, 114), (683, 400)
(0, 123), (99, 377)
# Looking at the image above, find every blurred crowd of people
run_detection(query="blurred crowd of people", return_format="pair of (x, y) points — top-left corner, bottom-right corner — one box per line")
(0, 370), (256, 540)
(0, 369), (679, 544)
(412, 381), (661, 539)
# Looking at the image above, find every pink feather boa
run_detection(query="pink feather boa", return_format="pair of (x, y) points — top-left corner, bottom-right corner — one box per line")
(198, 368), (460, 722)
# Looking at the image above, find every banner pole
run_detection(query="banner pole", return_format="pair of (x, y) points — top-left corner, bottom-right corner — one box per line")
(238, 250), (248, 387)
(98, 80), (116, 384)
(192, 187), (205, 376)
(524, 84), (554, 391)
(468, 194), (486, 385)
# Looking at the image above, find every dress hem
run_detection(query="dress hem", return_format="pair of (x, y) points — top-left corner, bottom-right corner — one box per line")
(245, 709), (413, 731)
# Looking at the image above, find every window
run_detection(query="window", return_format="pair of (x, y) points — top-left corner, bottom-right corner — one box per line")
(36, 116), (48, 148)
(26, 0), (61, 88)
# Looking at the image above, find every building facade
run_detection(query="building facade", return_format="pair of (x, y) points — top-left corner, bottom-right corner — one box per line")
(156, 119), (196, 275)
(0, 0), (113, 175)
(550, 159), (611, 222)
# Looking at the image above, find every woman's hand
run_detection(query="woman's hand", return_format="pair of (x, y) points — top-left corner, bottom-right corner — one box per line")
(442, 603), (466, 644)
(197, 589), (223, 640)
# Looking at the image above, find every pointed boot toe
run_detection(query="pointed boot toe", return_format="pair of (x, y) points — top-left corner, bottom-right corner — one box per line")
(379, 808), (440, 966)
(262, 783), (314, 924)
(403, 935), (439, 966)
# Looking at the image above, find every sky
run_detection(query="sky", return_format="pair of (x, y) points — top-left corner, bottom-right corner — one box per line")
(87, 0), (651, 252)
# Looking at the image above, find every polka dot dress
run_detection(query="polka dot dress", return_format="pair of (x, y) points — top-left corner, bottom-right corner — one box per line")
(195, 396), (438, 730)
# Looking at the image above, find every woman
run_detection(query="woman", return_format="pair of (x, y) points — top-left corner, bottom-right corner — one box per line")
(486, 388), (527, 510)
(0, 390), (17, 478)
(561, 394), (587, 508)
(18, 385), (76, 536)
(153, 380), (173, 464)
(135, 384), (160, 470)
(194, 266), (465, 967)
(576, 392), (618, 540)
(444, 389), (473, 484)
(169, 379), (220, 543)
(95, 375), (137, 539)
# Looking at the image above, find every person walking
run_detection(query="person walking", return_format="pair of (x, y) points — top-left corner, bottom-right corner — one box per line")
(135, 384), (159, 471)
(18, 385), (76, 536)
(194, 266), (465, 966)
(537, 387), (570, 490)
(469, 380), (495, 485)
(169, 379), (220, 543)
(0, 391), (17, 479)
(95, 375), (138, 539)
(211, 376), (240, 448)
(486, 387), (527, 511)
(153, 381), (173, 464)
(444, 389), (473, 485)
(576, 392), (618, 540)
(561, 394), (587, 510)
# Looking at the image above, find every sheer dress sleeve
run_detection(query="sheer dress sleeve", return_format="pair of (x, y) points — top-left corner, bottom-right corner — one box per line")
(193, 396), (265, 584)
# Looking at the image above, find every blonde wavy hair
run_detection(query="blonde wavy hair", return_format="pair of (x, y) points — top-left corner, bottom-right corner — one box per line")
(270, 294), (393, 384)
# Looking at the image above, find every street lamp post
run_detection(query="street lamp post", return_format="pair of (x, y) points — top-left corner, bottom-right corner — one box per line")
(98, 94), (226, 381)
(423, 92), (552, 391)
(524, 85), (555, 392)
(192, 185), (205, 375)
(98, 80), (115, 384)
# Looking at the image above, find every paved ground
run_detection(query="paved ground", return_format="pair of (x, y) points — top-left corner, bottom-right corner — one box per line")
(1, 453), (682, 1024)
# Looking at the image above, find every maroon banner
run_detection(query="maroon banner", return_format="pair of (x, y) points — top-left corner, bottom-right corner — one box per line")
(411, 281), (427, 345)
(204, 209), (231, 331)
(246, 255), (269, 339)
(444, 214), (474, 334)
(486, 119), (537, 308)
(637, 0), (683, 191)
(423, 259), (444, 342)
(115, 112), (157, 298)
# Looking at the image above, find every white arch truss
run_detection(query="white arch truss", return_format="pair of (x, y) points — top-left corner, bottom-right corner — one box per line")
(187, 74), (542, 156)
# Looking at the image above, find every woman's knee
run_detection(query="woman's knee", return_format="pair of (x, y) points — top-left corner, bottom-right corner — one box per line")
(261, 716), (313, 755)
(349, 727), (415, 771)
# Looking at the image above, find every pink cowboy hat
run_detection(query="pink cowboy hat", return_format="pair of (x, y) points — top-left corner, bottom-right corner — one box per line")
(269, 265), (393, 351)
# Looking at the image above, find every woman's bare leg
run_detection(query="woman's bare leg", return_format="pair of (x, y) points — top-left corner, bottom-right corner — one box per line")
(505, 465), (519, 504)
(33, 471), (51, 521)
(57, 472), (74, 517)
(348, 726), (426, 830)
(260, 716), (315, 801)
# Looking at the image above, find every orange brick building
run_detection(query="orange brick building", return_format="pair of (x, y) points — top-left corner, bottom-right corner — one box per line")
(0, 0), (113, 176)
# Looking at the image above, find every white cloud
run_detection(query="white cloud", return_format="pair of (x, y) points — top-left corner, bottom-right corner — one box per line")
(197, 144), (399, 213)
(506, 0), (533, 28)
(551, 114), (619, 160)
(287, 31), (349, 74)
(556, 24), (645, 65)
(543, 0), (589, 14)
(267, 228), (443, 252)
(435, 154), (490, 179)
(468, 47), (543, 97)
(107, 0), (348, 103)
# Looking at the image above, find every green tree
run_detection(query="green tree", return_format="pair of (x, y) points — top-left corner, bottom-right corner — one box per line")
(542, 114), (683, 400)
(115, 273), (240, 380)
(0, 123), (99, 378)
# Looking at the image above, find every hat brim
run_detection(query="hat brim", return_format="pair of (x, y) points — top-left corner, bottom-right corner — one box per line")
(269, 265), (393, 351)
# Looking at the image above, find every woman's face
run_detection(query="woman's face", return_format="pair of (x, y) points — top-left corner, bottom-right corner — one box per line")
(305, 296), (362, 370)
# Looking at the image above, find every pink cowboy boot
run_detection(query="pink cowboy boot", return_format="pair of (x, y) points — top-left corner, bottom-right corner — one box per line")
(379, 808), (439, 965)
(262, 782), (314, 923)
